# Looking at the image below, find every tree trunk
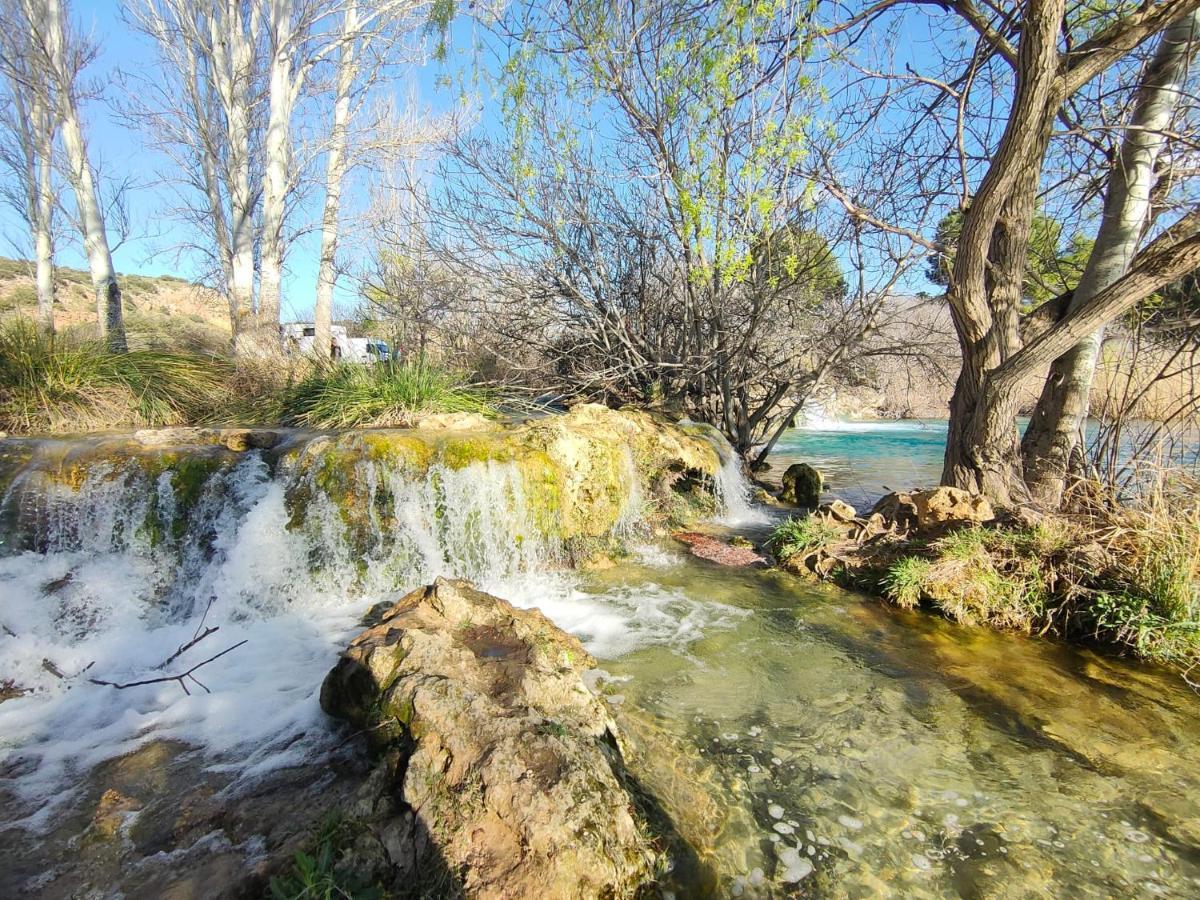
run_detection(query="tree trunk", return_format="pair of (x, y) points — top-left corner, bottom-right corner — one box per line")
(257, 0), (296, 344)
(940, 0), (1064, 504)
(46, 0), (125, 351)
(1021, 10), (1200, 507)
(314, 5), (359, 359)
(34, 147), (55, 334)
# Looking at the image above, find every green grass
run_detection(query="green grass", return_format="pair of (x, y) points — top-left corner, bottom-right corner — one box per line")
(882, 556), (932, 610)
(268, 818), (381, 900)
(0, 318), (228, 433)
(280, 358), (494, 429)
(768, 515), (843, 560)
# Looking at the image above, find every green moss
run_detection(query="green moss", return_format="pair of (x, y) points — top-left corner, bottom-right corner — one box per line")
(437, 435), (511, 469)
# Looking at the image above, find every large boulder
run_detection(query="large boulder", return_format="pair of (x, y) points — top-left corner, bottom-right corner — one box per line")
(320, 578), (661, 899)
(780, 463), (822, 507)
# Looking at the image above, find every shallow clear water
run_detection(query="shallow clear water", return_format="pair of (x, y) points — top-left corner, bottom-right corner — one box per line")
(772, 420), (948, 507)
(2, 428), (1199, 898)
(580, 553), (1200, 897)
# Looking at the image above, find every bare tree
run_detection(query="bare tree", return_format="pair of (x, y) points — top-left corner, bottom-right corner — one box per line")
(127, 0), (263, 346)
(0, 0), (60, 333)
(21, 0), (129, 350)
(821, 0), (1200, 507)
(312, 1), (431, 358)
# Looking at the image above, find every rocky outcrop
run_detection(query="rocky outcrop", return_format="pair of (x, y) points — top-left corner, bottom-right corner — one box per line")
(871, 486), (994, 530)
(320, 578), (662, 899)
(779, 462), (822, 507)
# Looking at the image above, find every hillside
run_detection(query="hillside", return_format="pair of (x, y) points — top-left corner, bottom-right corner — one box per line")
(0, 258), (231, 353)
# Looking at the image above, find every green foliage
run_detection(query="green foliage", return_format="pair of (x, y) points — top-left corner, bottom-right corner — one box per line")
(268, 818), (380, 900)
(752, 224), (846, 302)
(882, 556), (933, 609)
(0, 318), (227, 433)
(280, 359), (494, 429)
(768, 515), (841, 560)
(925, 208), (1091, 306)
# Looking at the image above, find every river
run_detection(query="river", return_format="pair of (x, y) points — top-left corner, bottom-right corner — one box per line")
(1, 421), (1197, 897)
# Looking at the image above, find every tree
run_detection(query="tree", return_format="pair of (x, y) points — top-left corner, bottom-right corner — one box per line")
(825, 0), (1200, 507)
(129, 0), (263, 345)
(1021, 8), (1200, 505)
(926, 207), (1091, 307)
(30, 0), (128, 350)
(410, 0), (894, 458)
(0, 0), (60, 334)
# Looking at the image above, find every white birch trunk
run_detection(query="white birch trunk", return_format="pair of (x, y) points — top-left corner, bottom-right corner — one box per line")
(34, 142), (55, 334)
(45, 0), (126, 351)
(314, 4), (360, 359)
(1021, 10), (1200, 505)
(257, 0), (297, 341)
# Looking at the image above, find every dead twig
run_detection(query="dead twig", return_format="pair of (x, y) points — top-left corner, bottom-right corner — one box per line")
(90, 640), (248, 696)
(156, 626), (219, 670)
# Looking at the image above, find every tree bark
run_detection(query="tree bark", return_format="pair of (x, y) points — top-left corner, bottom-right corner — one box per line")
(941, 0), (1065, 504)
(45, 0), (126, 351)
(1021, 9), (1200, 507)
(257, 0), (297, 344)
(314, 5), (360, 359)
(34, 144), (55, 334)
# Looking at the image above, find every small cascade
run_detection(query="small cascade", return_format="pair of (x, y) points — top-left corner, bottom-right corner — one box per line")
(711, 445), (770, 526)
(0, 418), (760, 826)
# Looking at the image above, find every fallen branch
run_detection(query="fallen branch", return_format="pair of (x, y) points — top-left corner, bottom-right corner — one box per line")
(156, 626), (219, 671)
(90, 640), (247, 696)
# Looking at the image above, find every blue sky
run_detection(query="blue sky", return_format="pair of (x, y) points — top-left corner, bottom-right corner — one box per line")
(0, 0), (476, 322)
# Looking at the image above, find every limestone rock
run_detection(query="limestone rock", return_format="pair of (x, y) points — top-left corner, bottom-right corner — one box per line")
(780, 463), (822, 507)
(819, 499), (857, 523)
(321, 578), (660, 899)
(221, 429), (280, 452)
(871, 491), (919, 530)
(413, 411), (496, 431)
(911, 486), (994, 526)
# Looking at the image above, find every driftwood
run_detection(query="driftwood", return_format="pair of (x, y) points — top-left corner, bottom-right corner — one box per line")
(90, 640), (247, 696)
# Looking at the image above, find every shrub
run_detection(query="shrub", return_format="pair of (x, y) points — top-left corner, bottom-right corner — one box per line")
(280, 358), (494, 429)
(768, 515), (842, 561)
(0, 318), (227, 433)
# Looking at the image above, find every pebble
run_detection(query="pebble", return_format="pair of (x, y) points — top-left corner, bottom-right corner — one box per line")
(776, 846), (814, 883)
(912, 853), (932, 871)
(768, 804), (784, 820)
(838, 815), (864, 830)
(773, 822), (794, 835)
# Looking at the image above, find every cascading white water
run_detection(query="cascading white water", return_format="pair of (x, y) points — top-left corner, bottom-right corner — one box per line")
(713, 447), (771, 526)
(0, 434), (756, 828)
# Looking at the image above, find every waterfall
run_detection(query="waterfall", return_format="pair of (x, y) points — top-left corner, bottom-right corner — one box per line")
(0, 426), (754, 827)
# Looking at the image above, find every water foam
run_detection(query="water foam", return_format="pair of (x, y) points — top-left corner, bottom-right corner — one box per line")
(0, 436), (761, 827)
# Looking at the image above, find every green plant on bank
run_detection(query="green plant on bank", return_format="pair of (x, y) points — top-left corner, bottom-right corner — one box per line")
(280, 358), (495, 429)
(0, 318), (228, 433)
(768, 515), (843, 561)
(268, 818), (381, 900)
(874, 495), (1200, 670)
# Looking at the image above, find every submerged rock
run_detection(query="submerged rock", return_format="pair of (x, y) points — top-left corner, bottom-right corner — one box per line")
(673, 531), (767, 568)
(320, 578), (662, 898)
(780, 463), (823, 507)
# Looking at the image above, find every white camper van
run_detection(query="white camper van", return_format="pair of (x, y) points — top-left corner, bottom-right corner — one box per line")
(280, 323), (391, 363)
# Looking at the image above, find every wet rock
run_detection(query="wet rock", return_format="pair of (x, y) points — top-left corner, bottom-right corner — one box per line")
(85, 789), (143, 843)
(321, 578), (661, 899)
(780, 463), (823, 507)
(220, 429), (280, 452)
(674, 532), (767, 567)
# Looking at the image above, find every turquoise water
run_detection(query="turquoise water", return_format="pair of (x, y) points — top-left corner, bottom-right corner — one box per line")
(772, 420), (948, 507)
